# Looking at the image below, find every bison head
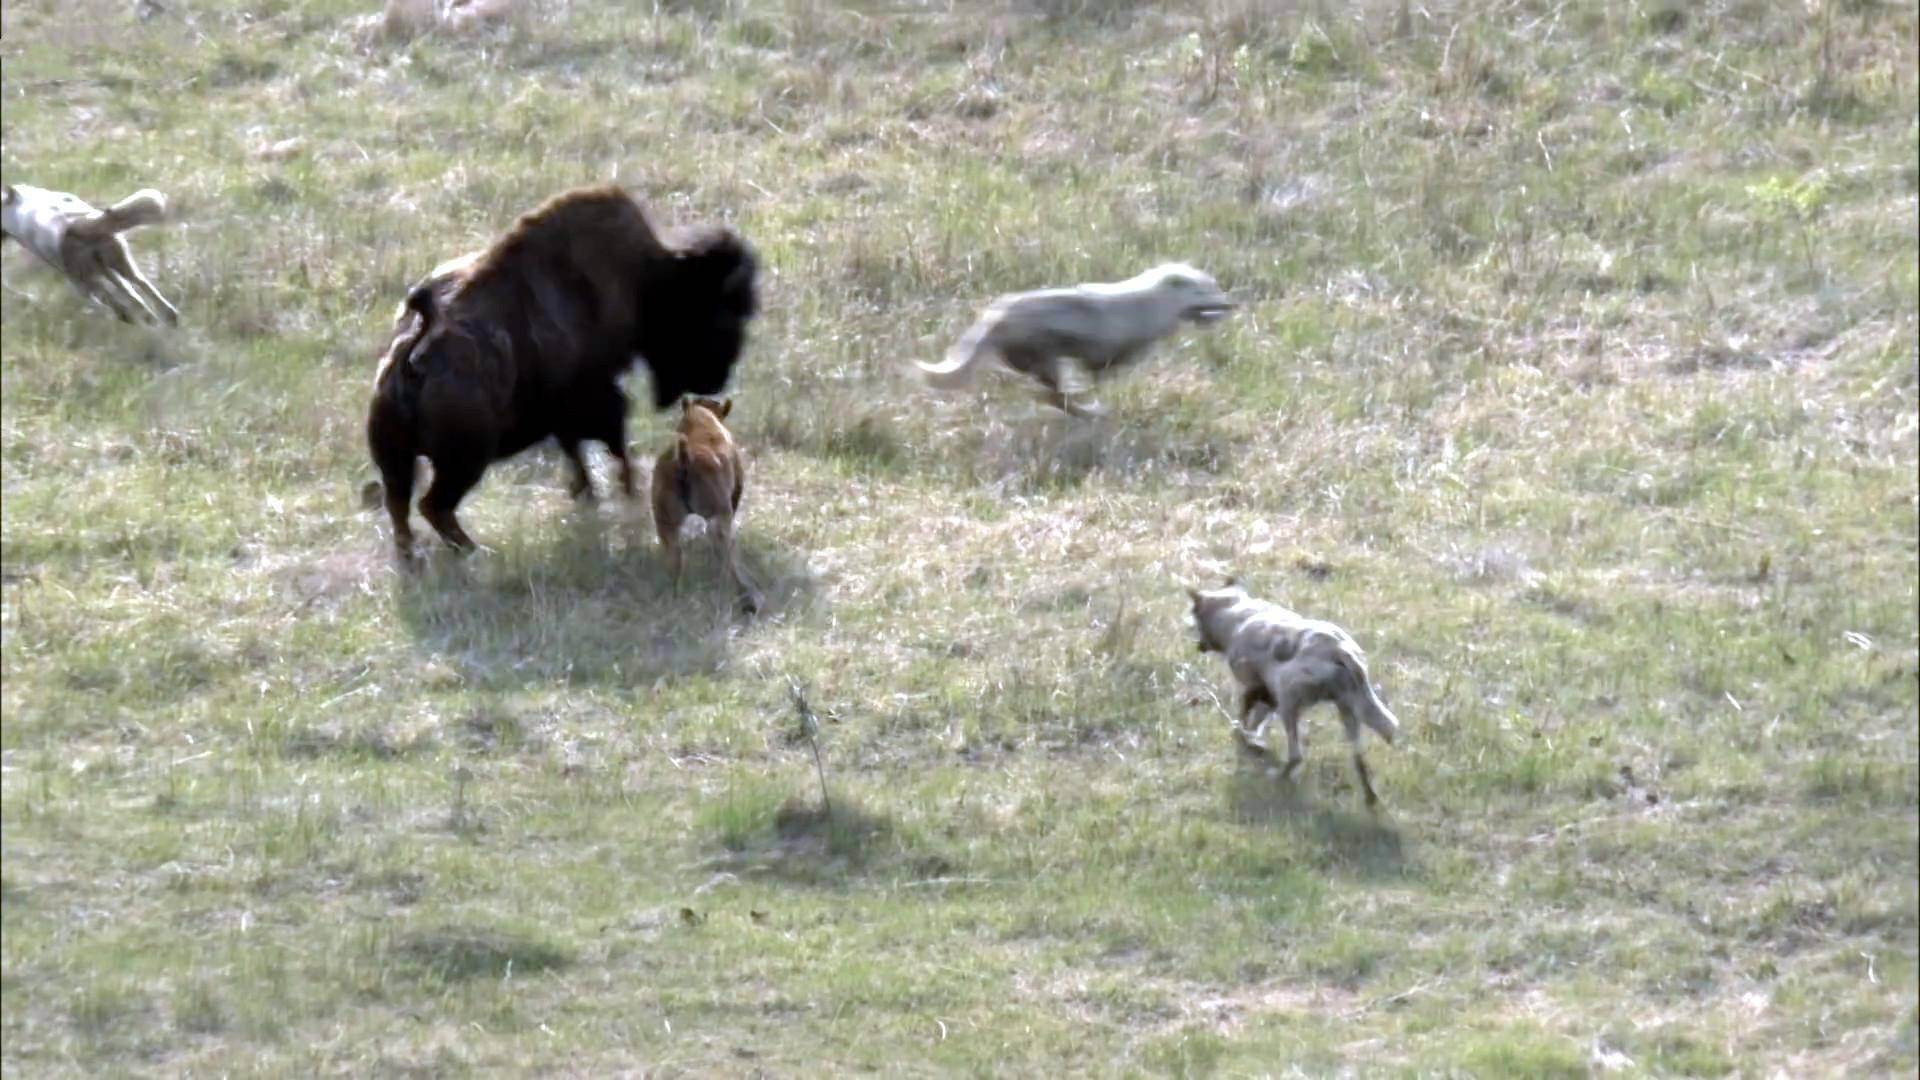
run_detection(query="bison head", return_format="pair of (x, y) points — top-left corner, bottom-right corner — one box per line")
(639, 225), (759, 409)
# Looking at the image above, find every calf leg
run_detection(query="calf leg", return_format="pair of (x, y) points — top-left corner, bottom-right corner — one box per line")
(659, 533), (685, 589)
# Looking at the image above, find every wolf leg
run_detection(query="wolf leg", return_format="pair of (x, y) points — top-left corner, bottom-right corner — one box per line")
(106, 244), (179, 326)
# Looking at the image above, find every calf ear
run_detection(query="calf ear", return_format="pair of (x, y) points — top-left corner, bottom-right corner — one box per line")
(717, 398), (733, 419)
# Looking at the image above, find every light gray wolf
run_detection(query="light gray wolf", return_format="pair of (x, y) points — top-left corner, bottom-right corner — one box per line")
(919, 263), (1234, 415)
(1189, 579), (1400, 806)
(2, 183), (180, 326)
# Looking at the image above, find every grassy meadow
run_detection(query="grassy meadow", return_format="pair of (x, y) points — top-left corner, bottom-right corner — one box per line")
(2, 0), (1917, 1073)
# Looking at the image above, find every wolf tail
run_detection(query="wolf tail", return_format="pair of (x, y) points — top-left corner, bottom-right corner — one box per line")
(1334, 642), (1400, 745)
(71, 189), (168, 239)
(917, 302), (1005, 389)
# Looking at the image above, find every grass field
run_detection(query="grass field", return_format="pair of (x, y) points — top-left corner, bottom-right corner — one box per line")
(2, 0), (1916, 1074)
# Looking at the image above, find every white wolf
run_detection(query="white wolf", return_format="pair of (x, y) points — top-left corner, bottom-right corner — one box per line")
(919, 262), (1234, 415)
(2, 183), (180, 326)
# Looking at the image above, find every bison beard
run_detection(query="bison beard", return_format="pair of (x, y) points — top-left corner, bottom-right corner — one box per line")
(366, 185), (758, 563)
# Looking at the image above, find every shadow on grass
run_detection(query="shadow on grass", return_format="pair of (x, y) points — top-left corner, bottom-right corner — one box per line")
(964, 410), (1235, 492)
(391, 507), (815, 687)
(696, 789), (958, 889)
(1226, 768), (1413, 881)
(388, 923), (573, 984)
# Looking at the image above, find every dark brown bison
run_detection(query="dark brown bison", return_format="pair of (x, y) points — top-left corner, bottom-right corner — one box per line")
(367, 184), (758, 562)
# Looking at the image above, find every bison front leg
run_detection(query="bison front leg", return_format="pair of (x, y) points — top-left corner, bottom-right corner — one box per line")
(610, 443), (639, 501)
(576, 382), (637, 500)
(559, 438), (595, 501)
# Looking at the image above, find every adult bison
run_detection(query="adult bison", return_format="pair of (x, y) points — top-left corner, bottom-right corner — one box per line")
(367, 184), (758, 562)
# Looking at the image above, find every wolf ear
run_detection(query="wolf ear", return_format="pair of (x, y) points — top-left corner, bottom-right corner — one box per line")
(1187, 588), (1203, 604)
(1, 185), (14, 204)
(1223, 575), (1240, 588)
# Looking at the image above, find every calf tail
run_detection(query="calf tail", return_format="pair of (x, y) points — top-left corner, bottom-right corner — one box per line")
(72, 189), (168, 239)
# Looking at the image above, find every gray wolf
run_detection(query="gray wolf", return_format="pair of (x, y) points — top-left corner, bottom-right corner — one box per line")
(650, 397), (762, 613)
(918, 263), (1234, 415)
(1189, 580), (1401, 806)
(365, 184), (758, 563)
(1, 183), (181, 326)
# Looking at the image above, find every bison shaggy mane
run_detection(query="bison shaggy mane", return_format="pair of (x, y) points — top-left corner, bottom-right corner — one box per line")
(366, 184), (758, 562)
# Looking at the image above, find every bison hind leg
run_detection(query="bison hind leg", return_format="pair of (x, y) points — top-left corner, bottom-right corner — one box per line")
(419, 456), (485, 553)
(370, 437), (421, 565)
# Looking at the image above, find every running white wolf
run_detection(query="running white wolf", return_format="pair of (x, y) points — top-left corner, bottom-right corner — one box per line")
(2, 183), (180, 326)
(919, 262), (1234, 415)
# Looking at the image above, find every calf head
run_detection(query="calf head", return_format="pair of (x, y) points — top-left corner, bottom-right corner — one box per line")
(676, 396), (734, 444)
